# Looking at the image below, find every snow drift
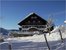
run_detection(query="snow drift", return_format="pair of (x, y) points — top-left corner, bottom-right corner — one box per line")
(5, 25), (66, 42)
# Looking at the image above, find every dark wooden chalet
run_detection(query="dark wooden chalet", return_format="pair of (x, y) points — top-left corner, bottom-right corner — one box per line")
(18, 13), (54, 36)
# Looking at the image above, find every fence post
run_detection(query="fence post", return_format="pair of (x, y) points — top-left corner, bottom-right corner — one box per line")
(58, 29), (63, 42)
(8, 43), (12, 50)
(8, 41), (12, 50)
(44, 33), (50, 50)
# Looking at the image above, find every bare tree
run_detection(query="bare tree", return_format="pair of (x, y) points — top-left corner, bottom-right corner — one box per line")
(47, 18), (54, 35)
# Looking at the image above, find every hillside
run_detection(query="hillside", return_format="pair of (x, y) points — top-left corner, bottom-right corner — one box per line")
(0, 28), (19, 35)
(0, 28), (9, 35)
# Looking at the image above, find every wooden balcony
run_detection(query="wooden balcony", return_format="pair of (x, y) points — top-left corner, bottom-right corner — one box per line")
(21, 25), (46, 28)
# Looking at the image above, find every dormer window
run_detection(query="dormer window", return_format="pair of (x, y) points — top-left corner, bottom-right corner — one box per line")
(34, 17), (37, 19)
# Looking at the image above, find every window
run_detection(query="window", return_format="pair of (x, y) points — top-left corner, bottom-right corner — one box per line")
(28, 21), (30, 23)
(31, 16), (37, 19)
(33, 20), (36, 23)
(34, 17), (37, 19)
(31, 17), (34, 19)
(38, 21), (40, 23)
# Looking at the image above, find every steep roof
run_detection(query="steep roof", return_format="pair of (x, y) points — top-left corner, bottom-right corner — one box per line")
(18, 13), (48, 26)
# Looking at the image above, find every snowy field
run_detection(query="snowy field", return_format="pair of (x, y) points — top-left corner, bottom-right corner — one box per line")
(0, 32), (66, 50)
(0, 40), (66, 50)
(0, 26), (66, 50)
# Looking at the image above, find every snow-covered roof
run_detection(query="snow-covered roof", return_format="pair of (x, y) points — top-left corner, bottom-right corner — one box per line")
(64, 20), (66, 24)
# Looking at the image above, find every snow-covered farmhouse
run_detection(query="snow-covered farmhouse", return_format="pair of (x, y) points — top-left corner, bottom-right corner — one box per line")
(18, 13), (54, 36)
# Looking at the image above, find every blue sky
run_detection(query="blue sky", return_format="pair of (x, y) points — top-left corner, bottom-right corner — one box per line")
(0, 0), (66, 29)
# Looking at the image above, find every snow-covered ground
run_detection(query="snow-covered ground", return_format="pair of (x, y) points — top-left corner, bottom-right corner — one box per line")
(4, 32), (66, 42)
(0, 26), (66, 50)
